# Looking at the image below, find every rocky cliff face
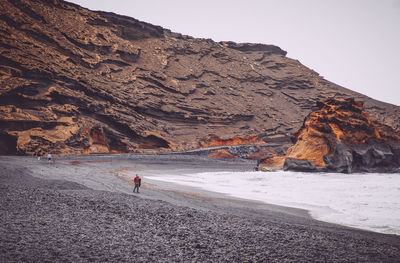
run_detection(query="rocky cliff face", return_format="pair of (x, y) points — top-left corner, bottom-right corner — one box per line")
(260, 98), (400, 173)
(1, 0), (399, 156)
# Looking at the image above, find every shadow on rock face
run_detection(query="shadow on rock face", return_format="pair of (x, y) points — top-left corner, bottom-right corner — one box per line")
(0, 132), (18, 155)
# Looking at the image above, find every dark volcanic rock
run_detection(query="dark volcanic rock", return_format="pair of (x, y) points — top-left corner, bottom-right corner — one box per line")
(262, 98), (400, 173)
(323, 142), (353, 173)
(351, 143), (398, 172)
(283, 157), (317, 172)
(1, 0), (400, 155)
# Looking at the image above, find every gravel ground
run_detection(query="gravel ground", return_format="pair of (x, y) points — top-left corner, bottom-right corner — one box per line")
(1, 155), (400, 262)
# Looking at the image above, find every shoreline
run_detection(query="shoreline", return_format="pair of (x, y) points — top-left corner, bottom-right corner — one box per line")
(144, 170), (400, 236)
(1, 154), (400, 262)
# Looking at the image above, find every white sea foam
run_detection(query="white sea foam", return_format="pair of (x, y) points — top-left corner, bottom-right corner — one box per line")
(146, 171), (400, 235)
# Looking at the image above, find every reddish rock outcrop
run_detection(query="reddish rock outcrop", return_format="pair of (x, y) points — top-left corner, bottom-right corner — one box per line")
(208, 149), (238, 159)
(260, 98), (400, 172)
(1, 0), (400, 156)
(200, 136), (263, 148)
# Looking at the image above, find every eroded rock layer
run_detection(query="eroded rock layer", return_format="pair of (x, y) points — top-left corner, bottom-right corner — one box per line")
(261, 98), (400, 172)
(1, 0), (399, 155)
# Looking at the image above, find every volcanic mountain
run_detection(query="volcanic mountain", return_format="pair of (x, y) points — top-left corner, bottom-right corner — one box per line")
(1, 0), (399, 156)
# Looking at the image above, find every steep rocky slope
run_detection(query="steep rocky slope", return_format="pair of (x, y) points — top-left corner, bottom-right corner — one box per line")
(1, 0), (399, 155)
(260, 98), (400, 172)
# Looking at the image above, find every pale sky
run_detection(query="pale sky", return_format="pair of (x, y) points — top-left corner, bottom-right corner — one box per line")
(68, 0), (400, 106)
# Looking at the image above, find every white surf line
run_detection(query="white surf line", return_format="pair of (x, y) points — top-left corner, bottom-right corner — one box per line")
(144, 171), (400, 236)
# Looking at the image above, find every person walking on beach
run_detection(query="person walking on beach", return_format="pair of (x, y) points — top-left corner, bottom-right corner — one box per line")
(133, 174), (141, 193)
(47, 153), (52, 162)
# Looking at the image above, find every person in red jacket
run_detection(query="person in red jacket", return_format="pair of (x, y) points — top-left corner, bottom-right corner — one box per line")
(133, 174), (141, 193)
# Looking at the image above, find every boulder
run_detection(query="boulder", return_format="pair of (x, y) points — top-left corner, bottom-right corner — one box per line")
(323, 142), (353, 173)
(352, 143), (396, 172)
(283, 158), (316, 172)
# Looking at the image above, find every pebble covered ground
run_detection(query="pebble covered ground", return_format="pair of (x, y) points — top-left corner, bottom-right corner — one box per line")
(1, 158), (400, 262)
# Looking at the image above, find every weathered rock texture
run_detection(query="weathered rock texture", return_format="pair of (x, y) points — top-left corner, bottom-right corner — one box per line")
(261, 98), (400, 173)
(1, 0), (399, 155)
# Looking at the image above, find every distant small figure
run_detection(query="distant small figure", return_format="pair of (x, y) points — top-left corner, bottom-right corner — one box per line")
(133, 174), (141, 193)
(37, 153), (41, 161)
(47, 153), (52, 162)
(253, 159), (261, 171)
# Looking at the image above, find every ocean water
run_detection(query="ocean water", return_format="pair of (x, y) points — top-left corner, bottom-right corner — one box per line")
(146, 171), (400, 235)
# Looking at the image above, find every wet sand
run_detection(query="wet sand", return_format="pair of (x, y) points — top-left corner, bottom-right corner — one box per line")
(1, 154), (400, 262)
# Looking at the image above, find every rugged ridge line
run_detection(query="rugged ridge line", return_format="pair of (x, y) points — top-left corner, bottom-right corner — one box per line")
(0, 0), (399, 156)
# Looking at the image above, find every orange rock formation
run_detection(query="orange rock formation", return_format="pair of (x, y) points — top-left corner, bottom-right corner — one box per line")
(208, 149), (238, 159)
(200, 136), (263, 148)
(261, 98), (400, 173)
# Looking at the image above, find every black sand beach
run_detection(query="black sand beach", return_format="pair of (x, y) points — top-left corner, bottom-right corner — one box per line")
(1, 154), (400, 262)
